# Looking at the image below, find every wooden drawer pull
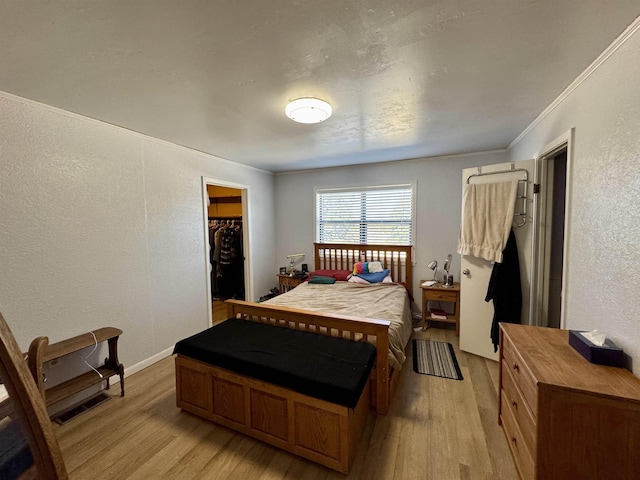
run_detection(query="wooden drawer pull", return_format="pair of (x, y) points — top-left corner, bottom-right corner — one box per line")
(512, 400), (518, 409)
(513, 362), (519, 372)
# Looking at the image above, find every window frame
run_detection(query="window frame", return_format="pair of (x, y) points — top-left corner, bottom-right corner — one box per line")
(314, 181), (416, 246)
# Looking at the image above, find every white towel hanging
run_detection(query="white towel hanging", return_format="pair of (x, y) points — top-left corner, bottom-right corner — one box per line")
(457, 180), (518, 263)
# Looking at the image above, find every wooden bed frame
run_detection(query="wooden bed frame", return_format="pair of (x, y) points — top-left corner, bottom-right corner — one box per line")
(175, 243), (412, 472)
(227, 242), (413, 416)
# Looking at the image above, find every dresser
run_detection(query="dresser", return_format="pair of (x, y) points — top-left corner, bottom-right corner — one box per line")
(499, 324), (640, 479)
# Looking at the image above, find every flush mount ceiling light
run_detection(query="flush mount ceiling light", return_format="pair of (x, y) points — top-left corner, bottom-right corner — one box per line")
(285, 97), (332, 124)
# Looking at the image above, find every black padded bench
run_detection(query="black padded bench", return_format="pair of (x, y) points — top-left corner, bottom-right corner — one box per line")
(173, 317), (377, 473)
(173, 317), (375, 408)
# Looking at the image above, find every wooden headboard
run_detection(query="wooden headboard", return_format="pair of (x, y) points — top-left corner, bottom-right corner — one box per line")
(313, 243), (413, 291)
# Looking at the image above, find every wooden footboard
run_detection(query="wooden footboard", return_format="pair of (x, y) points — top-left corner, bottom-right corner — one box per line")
(225, 299), (392, 415)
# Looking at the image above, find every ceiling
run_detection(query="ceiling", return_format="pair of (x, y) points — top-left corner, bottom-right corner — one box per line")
(0, 1), (638, 173)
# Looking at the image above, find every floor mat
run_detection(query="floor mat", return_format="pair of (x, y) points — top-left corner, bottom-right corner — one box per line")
(412, 339), (463, 380)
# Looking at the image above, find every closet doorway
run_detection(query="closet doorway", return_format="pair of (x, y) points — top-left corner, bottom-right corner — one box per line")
(202, 178), (250, 325)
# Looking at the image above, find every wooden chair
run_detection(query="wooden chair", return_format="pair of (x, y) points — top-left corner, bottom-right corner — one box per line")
(0, 310), (67, 479)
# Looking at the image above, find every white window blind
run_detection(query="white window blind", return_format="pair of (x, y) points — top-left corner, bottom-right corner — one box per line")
(316, 184), (414, 245)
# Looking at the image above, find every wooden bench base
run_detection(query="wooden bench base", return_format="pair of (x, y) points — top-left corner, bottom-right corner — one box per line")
(28, 327), (124, 408)
(175, 355), (371, 474)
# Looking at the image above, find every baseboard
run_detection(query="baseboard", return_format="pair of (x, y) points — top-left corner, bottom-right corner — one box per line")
(109, 346), (174, 384)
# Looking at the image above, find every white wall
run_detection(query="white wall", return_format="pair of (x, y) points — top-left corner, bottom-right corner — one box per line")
(4, 19), (637, 381)
(0, 93), (276, 370)
(274, 151), (509, 302)
(509, 22), (640, 372)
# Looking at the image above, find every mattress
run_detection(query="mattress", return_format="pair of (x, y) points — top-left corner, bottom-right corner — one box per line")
(173, 318), (376, 408)
(264, 281), (413, 370)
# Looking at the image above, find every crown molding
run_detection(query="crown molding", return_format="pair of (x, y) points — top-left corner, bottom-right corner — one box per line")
(509, 15), (640, 151)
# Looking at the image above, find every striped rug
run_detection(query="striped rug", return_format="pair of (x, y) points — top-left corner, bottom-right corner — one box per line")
(412, 339), (463, 380)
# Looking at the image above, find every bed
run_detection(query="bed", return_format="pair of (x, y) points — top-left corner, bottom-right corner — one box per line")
(174, 243), (413, 473)
(226, 242), (413, 415)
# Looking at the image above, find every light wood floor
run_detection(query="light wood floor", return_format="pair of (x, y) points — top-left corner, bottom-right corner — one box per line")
(53, 322), (518, 479)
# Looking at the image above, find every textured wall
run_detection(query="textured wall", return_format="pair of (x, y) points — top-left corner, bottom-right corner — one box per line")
(0, 94), (275, 369)
(273, 150), (509, 302)
(509, 28), (640, 372)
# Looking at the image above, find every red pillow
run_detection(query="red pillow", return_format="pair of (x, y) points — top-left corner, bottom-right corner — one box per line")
(309, 269), (352, 281)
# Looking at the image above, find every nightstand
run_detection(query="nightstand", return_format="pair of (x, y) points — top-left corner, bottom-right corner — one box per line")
(420, 281), (460, 335)
(277, 274), (308, 294)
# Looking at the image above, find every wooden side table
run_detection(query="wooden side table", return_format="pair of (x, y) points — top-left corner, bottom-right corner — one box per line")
(277, 274), (308, 294)
(27, 327), (125, 406)
(420, 282), (461, 335)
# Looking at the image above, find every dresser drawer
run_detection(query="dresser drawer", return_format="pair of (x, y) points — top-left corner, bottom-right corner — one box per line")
(502, 334), (538, 416)
(501, 390), (535, 480)
(501, 363), (536, 456)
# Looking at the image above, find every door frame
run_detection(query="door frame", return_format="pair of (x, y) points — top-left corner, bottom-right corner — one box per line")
(530, 128), (574, 328)
(201, 177), (251, 327)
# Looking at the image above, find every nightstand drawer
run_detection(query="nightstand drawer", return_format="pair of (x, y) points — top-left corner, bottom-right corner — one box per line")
(425, 290), (458, 302)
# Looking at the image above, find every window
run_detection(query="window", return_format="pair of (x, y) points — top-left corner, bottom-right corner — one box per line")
(316, 184), (414, 245)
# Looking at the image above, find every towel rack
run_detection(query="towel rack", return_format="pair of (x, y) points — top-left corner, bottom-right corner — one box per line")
(466, 165), (528, 227)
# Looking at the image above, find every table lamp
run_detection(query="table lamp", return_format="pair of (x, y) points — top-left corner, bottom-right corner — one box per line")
(286, 253), (305, 275)
(442, 254), (454, 287)
(427, 260), (438, 282)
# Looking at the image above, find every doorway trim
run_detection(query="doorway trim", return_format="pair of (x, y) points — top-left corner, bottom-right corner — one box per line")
(530, 128), (574, 329)
(201, 177), (251, 327)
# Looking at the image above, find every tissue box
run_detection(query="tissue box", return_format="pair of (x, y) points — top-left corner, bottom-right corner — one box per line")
(569, 330), (624, 367)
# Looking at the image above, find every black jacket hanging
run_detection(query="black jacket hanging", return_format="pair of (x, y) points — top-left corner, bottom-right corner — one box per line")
(485, 229), (522, 352)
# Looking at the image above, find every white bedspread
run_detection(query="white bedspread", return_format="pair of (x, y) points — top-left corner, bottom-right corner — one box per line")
(264, 281), (413, 370)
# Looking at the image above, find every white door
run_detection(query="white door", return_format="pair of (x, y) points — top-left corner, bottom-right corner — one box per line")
(459, 160), (534, 360)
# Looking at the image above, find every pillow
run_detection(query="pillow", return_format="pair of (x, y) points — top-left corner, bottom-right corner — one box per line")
(348, 275), (371, 285)
(309, 269), (352, 281)
(355, 269), (390, 284)
(352, 261), (383, 274)
(348, 272), (393, 285)
(308, 275), (336, 284)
